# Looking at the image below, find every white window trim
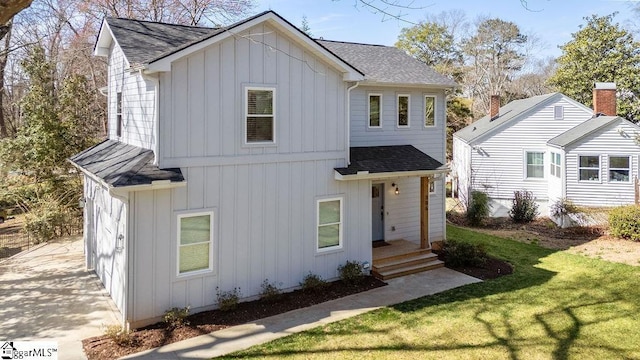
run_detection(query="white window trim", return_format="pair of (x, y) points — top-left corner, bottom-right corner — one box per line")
(424, 94), (437, 128)
(176, 210), (215, 277)
(116, 91), (123, 138)
(524, 150), (545, 180)
(397, 94), (410, 128)
(550, 152), (561, 178)
(578, 154), (601, 183)
(608, 155), (632, 183)
(316, 196), (344, 253)
(554, 105), (564, 120)
(368, 93), (383, 128)
(244, 86), (276, 145)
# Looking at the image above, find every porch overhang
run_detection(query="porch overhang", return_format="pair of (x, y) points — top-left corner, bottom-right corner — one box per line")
(334, 145), (449, 181)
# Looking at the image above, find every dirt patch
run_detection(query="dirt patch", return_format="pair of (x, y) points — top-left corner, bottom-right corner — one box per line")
(447, 212), (640, 267)
(82, 276), (386, 360)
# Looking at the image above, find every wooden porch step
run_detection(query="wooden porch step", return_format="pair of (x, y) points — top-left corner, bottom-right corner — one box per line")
(372, 250), (444, 280)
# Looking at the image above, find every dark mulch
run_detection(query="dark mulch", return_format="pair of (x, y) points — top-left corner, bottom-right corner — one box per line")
(435, 250), (514, 280)
(82, 276), (386, 360)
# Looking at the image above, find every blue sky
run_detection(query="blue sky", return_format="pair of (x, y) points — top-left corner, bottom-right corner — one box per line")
(253, 0), (638, 59)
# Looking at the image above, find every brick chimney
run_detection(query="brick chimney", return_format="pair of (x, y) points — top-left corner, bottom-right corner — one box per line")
(490, 95), (500, 120)
(593, 82), (616, 116)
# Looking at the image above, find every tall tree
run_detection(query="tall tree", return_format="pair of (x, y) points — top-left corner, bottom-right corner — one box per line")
(462, 17), (528, 117)
(548, 13), (640, 122)
(396, 21), (461, 78)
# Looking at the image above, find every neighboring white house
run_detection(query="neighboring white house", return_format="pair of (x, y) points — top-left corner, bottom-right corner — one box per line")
(452, 83), (640, 218)
(70, 11), (456, 328)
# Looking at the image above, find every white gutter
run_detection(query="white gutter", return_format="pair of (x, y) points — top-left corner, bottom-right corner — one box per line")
(346, 82), (360, 165)
(334, 166), (450, 181)
(140, 70), (161, 166)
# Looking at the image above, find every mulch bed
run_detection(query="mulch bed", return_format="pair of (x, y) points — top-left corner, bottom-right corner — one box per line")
(440, 253), (514, 280)
(82, 276), (386, 360)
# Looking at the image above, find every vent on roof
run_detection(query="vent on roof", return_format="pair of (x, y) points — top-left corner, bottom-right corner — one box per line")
(554, 105), (564, 120)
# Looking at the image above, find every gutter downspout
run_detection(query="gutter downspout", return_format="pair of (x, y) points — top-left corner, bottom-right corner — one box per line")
(346, 82), (360, 165)
(140, 70), (160, 166)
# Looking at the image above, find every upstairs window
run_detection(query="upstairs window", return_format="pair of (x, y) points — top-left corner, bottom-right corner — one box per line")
(579, 155), (600, 181)
(526, 151), (544, 179)
(177, 212), (213, 276)
(397, 94), (410, 127)
(609, 156), (630, 182)
(550, 152), (561, 178)
(246, 87), (275, 143)
(317, 197), (343, 251)
(116, 92), (123, 137)
(424, 95), (435, 127)
(368, 94), (382, 128)
(554, 105), (564, 120)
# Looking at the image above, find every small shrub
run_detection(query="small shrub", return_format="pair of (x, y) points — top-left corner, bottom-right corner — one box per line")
(550, 198), (581, 218)
(260, 279), (282, 301)
(163, 306), (190, 328)
(609, 205), (640, 241)
(103, 324), (134, 347)
(466, 190), (491, 226)
(216, 287), (241, 311)
(338, 260), (364, 284)
(509, 190), (538, 223)
(299, 272), (327, 291)
(441, 240), (487, 268)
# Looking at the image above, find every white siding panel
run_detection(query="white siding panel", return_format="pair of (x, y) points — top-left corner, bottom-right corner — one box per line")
(565, 120), (640, 206)
(452, 137), (471, 205)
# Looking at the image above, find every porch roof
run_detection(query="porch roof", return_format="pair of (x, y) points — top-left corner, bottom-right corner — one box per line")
(334, 145), (448, 181)
(69, 139), (184, 189)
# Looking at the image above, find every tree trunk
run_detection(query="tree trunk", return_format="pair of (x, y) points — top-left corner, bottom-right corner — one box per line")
(0, 21), (11, 138)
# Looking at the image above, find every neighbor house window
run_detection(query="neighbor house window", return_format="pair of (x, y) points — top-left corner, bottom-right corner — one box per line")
(424, 95), (436, 127)
(397, 94), (410, 127)
(609, 156), (631, 182)
(116, 92), (123, 137)
(550, 152), (561, 178)
(554, 105), (564, 120)
(579, 155), (600, 181)
(369, 94), (382, 127)
(526, 151), (544, 179)
(317, 197), (343, 251)
(177, 212), (213, 275)
(246, 87), (275, 143)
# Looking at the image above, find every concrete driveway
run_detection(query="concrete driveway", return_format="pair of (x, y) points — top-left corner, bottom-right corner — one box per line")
(0, 236), (121, 359)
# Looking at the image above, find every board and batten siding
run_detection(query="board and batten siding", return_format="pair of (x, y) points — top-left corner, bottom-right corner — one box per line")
(84, 176), (127, 323)
(564, 119), (640, 207)
(469, 98), (593, 206)
(108, 43), (155, 150)
(129, 160), (371, 326)
(158, 23), (346, 166)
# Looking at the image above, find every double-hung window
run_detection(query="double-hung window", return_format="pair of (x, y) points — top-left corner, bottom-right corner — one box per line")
(526, 151), (544, 179)
(550, 152), (561, 178)
(609, 156), (631, 182)
(177, 212), (213, 276)
(246, 87), (275, 143)
(368, 94), (382, 127)
(424, 95), (436, 127)
(116, 92), (123, 137)
(317, 197), (343, 251)
(397, 94), (409, 127)
(579, 155), (600, 181)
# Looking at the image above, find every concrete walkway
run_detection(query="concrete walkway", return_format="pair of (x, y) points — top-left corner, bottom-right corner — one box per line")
(0, 236), (121, 360)
(123, 268), (480, 359)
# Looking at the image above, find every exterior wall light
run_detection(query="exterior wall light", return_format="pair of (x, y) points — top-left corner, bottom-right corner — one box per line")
(391, 183), (399, 195)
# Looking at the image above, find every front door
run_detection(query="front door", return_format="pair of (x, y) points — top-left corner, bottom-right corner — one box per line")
(372, 184), (384, 241)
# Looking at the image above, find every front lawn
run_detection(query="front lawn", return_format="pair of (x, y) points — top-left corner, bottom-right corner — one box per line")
(220, 225), (640, 359)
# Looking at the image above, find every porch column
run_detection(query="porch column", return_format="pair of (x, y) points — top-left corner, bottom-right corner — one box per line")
(420, 176), (429, 249)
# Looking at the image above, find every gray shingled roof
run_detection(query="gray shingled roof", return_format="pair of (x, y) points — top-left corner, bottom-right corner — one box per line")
(318, 40), (456, 87)
(69, 140), (184, 187)
(454, 93), (564, 144)
(335, 145), (444, 176)
(547, 116), (623, 148)
(106, 18), (219, 65)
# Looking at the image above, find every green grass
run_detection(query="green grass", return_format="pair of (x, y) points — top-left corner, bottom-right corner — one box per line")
(219, 225), (640, 359)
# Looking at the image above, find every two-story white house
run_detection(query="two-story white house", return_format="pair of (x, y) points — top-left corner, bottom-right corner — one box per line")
(70, 11), (456, 328)
(453, 83), (640, 218)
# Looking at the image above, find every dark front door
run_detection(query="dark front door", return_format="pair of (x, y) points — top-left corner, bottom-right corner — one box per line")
(372, 184), (384, 241)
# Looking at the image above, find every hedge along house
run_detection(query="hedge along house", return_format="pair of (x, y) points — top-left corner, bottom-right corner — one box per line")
(69, 11), (456, 328)
(453, 83), (640, 220)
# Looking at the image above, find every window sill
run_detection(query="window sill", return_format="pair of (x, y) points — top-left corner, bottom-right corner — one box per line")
(242, 141), (277, 148)
(176, 268), (215, 279)
(315, 247), (344, 256)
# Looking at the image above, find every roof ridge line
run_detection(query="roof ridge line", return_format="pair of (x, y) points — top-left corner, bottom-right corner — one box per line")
(317, 39), (388, 47)
(107, 17), (217, 30)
